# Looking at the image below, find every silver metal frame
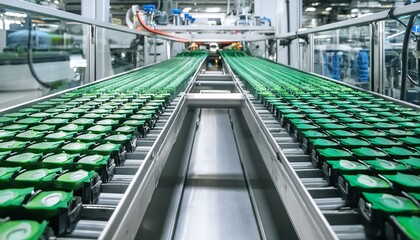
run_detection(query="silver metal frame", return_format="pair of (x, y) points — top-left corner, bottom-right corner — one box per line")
(0, 0), (156, 38)
(276, 2), (420, 38)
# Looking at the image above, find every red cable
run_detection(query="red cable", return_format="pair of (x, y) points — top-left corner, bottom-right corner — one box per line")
(136, 11), (189, 42)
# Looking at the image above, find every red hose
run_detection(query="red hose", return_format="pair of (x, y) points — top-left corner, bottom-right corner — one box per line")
(136, 11), (189, 42)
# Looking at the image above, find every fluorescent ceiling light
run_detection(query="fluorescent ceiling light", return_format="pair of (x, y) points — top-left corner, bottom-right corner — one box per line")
(4, 12), (27, 18)
(311, 2), (321, 6)
(305, 7), (316, 12)
(183, 7), (192, 12)
(205, 7), (222, 13)
(325, 7), (332, 11)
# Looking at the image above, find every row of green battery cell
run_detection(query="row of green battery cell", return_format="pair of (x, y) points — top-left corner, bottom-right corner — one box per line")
(0, 52), (207, 239)
(0, 167), (100, 204)
(222, 51), (420, 240)
(0, 187), (82, 236)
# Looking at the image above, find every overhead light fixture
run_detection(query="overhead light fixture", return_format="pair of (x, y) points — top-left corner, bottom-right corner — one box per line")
(183, 7), (192, 12)
(4, 12), (27, 18)
(305, 7), (316, 12)
(311, 2), (321, 6)
(325, 7), (332, 11)
(351, 8), (360, 13)
(205, 7), (222, 13)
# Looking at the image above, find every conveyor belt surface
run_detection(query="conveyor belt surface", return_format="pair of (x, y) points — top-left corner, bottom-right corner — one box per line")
(0, 51), (207, 238)
(173, 108), (261, 240)
(222, 50), (420, 240)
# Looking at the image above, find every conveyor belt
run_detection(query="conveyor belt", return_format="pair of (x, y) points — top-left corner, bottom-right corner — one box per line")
(222, 50), (420, 240)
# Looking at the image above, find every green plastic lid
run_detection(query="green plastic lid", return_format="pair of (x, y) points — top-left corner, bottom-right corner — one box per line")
(24, 190), (72, 211)
(91, 109), (112, 114)
(53, 113), (79, 119)
(319, 123), (347, 130)
(114, 126), (137, 134)
(15, 130), (45, 140)
(387, 117), (412, 122)
(399, 136), (420, 146)
(0, 220), (48, 240)
(396, 157), (420, 170)
(105, 134), (131, 143)
(326, 160), (369, 171)
(77, 154), (109, 165)
(358, 129), (386, 137)
(289, 119), (311, 125)
(338, 117), (363, 123)
(0, 117), (16, 125)
(283, 113), (305, 119)
(0, 187), (33, 206)
(5, 153), (42, 164)
(318, 148), (352, 158)
(362, 117), (388, 123)
(302, 130), (329, 138)
(305, 113), (329, 119)
(377, 112), (399, 117)
(326, 130), (358, 138)
(44, 131), (76, 141)
(56, 170), (96, 190)
(137, 110), (155, 115)
(295, 124), (318, 130)
(343, 174), (391, 189)
(368, 137), (403, 147)
(313, 119), (337, 124)
(42, 118), (69, 125)
(402, 111), (420, 117)
(346, 123), (373, 130)
(383, 173), (420, 188)
(0, 130), (18, 140)
(62, 142), (94, 152)
(338, 138), (370, 147)
(352, 147), (387, 158)
(330, 113), (353, 118)
(389, 216), (420, 240)
(357, 112), (378, 117)
(381, 147), (420, 157)
(362, 193), (419, 213)
(75, 133), (104, 142)
(385, 129), (415, 137)
(1, 124), (28, 131)
(364, 159), (409, 171)
(15, 168), (61, 182)
(123, 120), (145, 127)
(104, 114), (126, 120)
(82, 113), (103, 119)
(3, 112), (27, 118)
(67, 108), (89, 114)
(44, 108), (66, 114)
(42, 153), (78, 164)
(71, 118), (95, 125)
(0, 166), (21, 180)
(311, 139), (339, 148)
(96, 119), (119, 126)
(59, 124), (85, 132)
(92, 143), (120, 153)
(30, 124), (56, 131)
(87, 125), (112, 133)
(372, 123), (399, 129)
(130, 114), (152, 121)
(113, 109), (133, 115)
(27, 141), (64, 152)
(0, 141), (28, 151)
(396, 122), (420, 128)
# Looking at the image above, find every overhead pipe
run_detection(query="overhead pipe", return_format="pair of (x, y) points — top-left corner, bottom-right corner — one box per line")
(136, 11), (189, 42)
